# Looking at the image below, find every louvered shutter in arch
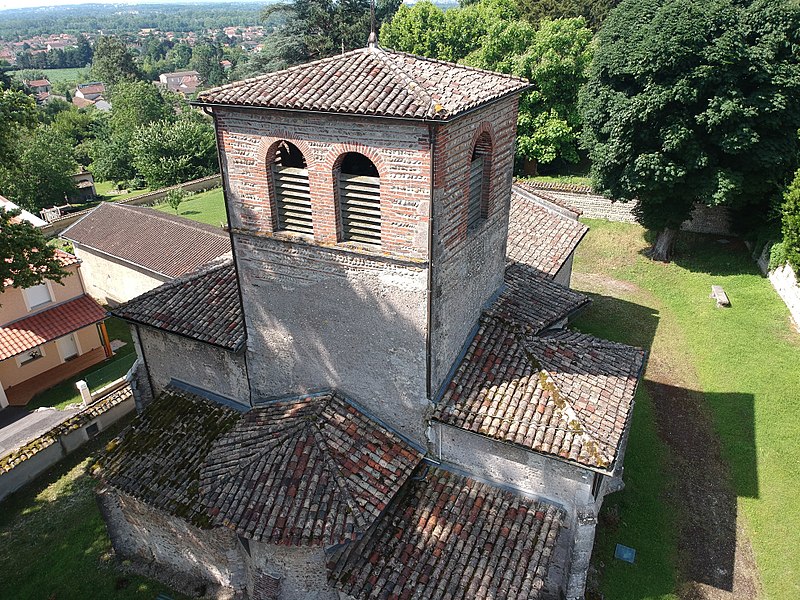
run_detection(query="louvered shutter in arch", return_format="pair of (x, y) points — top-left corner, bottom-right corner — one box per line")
(339, 153), (381, 246)
(272, 142), (313, 235)
(467, 156), (485, 229)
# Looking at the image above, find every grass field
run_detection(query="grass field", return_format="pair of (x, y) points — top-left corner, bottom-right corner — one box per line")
(573, 221), (800, 599)
(155, 186), (227, 227)
(94, 180), (150, 203)
(0, 419), (186, 600)
(12, 67), (90, 83)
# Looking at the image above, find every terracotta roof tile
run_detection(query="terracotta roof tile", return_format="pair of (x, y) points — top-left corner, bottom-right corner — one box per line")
(507, 184), (589, 279)
(61, 203), (230, 279)
(198, 47), (529, 120)
(0, 295), (107, 361)
(97, 387), (241, 528)
(433, 316), (645, 471)
(112, 257), (243, 351)
(329, 466), (564, 599)
(200, 392), (423, 546)
(488, 263), (591, 335)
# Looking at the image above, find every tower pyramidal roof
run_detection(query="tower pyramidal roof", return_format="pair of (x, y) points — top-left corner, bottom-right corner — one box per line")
(197, 46), (530, 120)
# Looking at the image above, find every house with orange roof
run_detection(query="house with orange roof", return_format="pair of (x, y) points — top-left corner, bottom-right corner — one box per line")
(0, 250), (111, 409)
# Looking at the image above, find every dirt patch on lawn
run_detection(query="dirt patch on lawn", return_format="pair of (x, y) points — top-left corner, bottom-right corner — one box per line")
(575, 273), (762, 600)
(645, 360), (762, 600)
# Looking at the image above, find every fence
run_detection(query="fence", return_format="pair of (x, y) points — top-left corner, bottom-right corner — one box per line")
(41, 174), (222, 238)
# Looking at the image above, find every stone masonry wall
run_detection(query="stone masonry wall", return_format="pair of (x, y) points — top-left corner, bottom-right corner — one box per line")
(215, 108), (431, 259)
(430, 96), (519, 393)
(97, 488), (247, 594)
(235, 234), (430, 446)
(247, 541), (339, 600)
(138, 326), (249, 406)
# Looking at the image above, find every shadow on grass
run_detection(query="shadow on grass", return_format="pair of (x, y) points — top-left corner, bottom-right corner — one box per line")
(181, 210), (201, 216)
(640, 230), (763, 278)
(0, 416), (184, 599)
(573, 289), (758, 596)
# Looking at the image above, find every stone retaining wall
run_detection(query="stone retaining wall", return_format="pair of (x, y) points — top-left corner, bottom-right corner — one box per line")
(520, 180), (732, 234)
(41, 174), (222, 238)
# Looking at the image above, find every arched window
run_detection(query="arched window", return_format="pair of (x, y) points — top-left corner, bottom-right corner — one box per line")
(338, 152), (381, 245)
(468, 132), (492, 230)
(272, 141), (312, 235)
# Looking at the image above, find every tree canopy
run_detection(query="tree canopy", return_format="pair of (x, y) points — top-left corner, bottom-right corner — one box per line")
(0, 208), (67, 293)
(91, 36), (144, 85)
(581, 0), (800, 259)
(381, 0), (593, 171)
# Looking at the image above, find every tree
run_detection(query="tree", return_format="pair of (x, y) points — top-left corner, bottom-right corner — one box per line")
(110, 81), (174, 132)
(0, 87), (37, 166)
(381, 0), (593, 171)
(0, 208), (67, 293)
(130, 113), (218, 188)
(91, 36), (143, 85)
(190, 42), (225, 87)
(165, 188), (188, 213)
(75, 33), (93, 66)
(0, 126), (77, 211)
(581, 0), (800, 260)
(782, 169), (800, 275)
(255, 0), (401, 72)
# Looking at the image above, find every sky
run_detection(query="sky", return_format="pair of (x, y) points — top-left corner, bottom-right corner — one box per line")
(0, 0), (260, 11)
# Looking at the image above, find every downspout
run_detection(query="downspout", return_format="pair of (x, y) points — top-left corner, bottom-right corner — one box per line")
(132, 324), (156, 406)
(203, 105), (253, 408)
(425, 123), (437, 401)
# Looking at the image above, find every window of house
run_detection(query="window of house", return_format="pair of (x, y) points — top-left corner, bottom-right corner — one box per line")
(17, 345), (45, 366)
(23, 283), (52, 310)
(467, 132), (492, 230)
(338, 152), (381, 246)
(272, 141), (313, 235)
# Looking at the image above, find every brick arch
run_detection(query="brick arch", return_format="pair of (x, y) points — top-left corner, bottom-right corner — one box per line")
(254, 136), (316, 232)
(323, 143), (387, 179)
(465, 123), (495, 226)
(325, 144), (386, 244)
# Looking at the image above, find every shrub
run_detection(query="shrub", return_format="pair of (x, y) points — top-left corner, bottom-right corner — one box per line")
(782, 169), (800, 275)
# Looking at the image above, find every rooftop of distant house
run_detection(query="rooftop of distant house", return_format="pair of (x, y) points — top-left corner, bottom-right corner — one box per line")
(61, 203), (230, 280)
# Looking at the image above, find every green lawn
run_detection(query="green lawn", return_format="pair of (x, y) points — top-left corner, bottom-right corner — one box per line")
(573, 220), (800, 599)
(524, 174), (593, 187)
(0, 418), (186, 600)
(94, 180), (150, 203)
(12, 67), (90, 83)
(27, 317), (136, 411)
(155, 187), (227, 227)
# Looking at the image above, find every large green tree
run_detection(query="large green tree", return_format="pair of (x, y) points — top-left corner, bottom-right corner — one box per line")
(130, 113), (217, 188)
(0, 126), (77, 211)
(91, 36), (143, 85)
(581, 0), (800, 260)
(251, 0), (401, 73)
(381, 0), (593, 172)
(0, 87), (37, 166)
(190, 41), (225, 87)
(0, 209), (67, 293)
(782, 169), (800, 275)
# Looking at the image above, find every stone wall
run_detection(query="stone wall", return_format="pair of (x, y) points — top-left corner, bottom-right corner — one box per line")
(769, 263), (800, 329)
(97, 488), (247, 595)
(521, 181), (732, 234)
(247, 541), (339, 600)
(136, 325), (250, 407)
(74, 245), (170, 305)
(429, 97), (518, 394)
(235, 234), (429, 445)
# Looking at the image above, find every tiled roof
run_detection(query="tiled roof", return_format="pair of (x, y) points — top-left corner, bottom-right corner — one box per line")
(513, 180), (584, 215)
(198, 47), (529, 121)
(0, 294), (107, 361)
(61, 202), (230, 279)
(2, 384), (132, 474)
(97, 387), (241, 528)
(507, 183), (588, 279)
(329, 465), (564, 599)
(55, 249), (80, 267)
(26, 79), (50, 87)
(112, 257), (244, 351)
(488, 263), (590, 335)
(201, 392), (423, 546)
(433, 316), (645, 471)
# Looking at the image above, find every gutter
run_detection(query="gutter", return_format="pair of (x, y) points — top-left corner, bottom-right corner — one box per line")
(425, 123), (437, 400)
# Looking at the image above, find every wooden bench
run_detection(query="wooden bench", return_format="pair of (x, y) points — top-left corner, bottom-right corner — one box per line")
(710, 285), (731, 307)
